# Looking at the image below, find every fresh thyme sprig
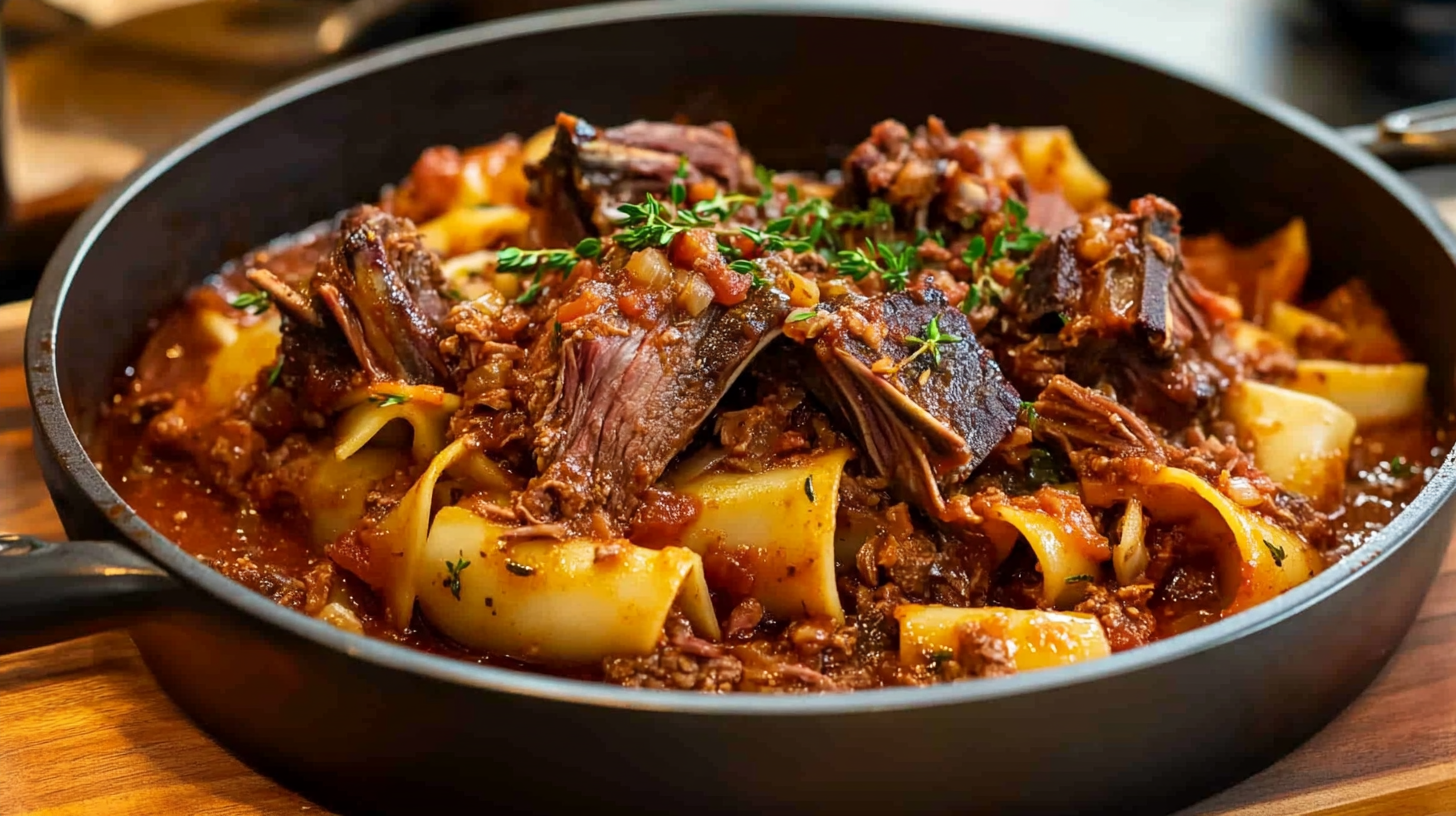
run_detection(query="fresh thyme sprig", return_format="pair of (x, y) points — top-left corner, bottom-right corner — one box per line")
(727, 259), (771, 288)
(444, 554), (470, 600)
(614, 194), (687, 251)
(835, 239), (916, 291)
(957, 197), (1046, 314)
(502, 238), (603, 306)
(229, 291), (271, 315)
(902, 314), (962, 369)
(831, 198), (893, 231)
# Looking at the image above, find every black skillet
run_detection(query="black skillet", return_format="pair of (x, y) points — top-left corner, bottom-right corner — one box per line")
(5, 3), (1456, 815)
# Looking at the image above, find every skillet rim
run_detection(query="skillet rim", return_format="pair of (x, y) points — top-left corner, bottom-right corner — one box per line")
(26, 0), (1456, 715)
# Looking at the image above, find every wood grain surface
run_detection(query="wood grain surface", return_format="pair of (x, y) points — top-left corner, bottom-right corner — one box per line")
(0, 328), (1453, 815)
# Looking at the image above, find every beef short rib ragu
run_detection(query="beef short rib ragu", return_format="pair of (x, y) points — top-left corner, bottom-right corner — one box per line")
(804, 289), (1021, 516)
(250, 205), (450, 414)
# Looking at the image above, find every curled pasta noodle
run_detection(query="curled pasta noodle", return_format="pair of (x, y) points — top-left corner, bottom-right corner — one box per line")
(416, 506), (719, 663)
(1286, 360), (1427, 425)
(977, 488), (1110, 608)
(300, 448), (407, 548)
(896, 605), (1111, 673)
(1012, 127), (1110, 212)
(1224, 381), (1356, 510)
(418, 204), (531, 256)
(672, 448), (851, 623)
(1084, 465), (1319, 614)
(198, 308), (281, 410)
(334, 384), (463, 464)
(1267, 301), (1343, 350)
(375, 437), (472, 627)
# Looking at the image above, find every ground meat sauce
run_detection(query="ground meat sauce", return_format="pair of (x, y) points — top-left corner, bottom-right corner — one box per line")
(93, 114), (1448, 692)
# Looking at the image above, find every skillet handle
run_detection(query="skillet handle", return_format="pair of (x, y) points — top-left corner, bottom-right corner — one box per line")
(0, 534), (179, 655)
(1344, 99), (1456, 169)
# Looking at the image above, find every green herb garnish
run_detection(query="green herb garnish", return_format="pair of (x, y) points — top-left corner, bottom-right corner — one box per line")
(444, 554), (470, 600)
(1065, 574), (1093, 584)
(727, 258), (771, 288)
(1021, 400), (1039, 431)
(371, 392), (410, 408)
(266, 356), (284, 388)
(229, 291), (271, 315)
(904, 314), (962, 368)
(669, 156), (689, 207)
(804, 475), (816, 503)
(834, 239), (916, 290)
(495, 246), (579, 273)
(1264, 538), (1286, 567)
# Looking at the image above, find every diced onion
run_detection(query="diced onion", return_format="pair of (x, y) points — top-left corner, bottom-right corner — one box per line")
(785, 270), (820, 308)
(677, 273), (715, 316)
(626, 248), (673, 290)
(316, 601), (364, 635)
(1113, 498), (1149, 586)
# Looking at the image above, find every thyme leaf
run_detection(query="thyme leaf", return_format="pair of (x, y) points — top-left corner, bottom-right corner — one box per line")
(444, 554), (471, 600)
(229, 291), (271, 315)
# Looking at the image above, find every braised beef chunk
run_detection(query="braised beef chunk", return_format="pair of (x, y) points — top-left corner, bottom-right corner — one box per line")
(252, 205), (449, 413)
(1022, 195), (1203, 350)
(839, 117), (1029, 229)
(528, 112), (755, 244)
(805, 288), (1020, 515)
(518, 280), (790, 528)
(312, 206), (450, 382)
(1008, 196), (1225, 426)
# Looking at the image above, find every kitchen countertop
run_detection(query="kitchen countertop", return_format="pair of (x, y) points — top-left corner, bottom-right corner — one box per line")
(0, 332), (1452, 815)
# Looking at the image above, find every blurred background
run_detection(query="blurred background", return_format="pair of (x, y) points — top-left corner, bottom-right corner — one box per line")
(3, 0), (1454, 301)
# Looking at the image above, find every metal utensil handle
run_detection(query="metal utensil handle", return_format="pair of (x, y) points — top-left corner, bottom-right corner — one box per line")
(1342, 99), (1456, 168)
(0, 534), (179, 655)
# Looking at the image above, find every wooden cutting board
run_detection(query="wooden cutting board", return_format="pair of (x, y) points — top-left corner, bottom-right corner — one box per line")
(0, 306), (1452, 816)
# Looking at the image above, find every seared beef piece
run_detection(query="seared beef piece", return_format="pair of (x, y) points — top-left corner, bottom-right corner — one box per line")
(1010, 196), (1225, 425)
(250, 205), (449, 414)
(517, 274), (790, 528)
(803, 288), (1021, 516)
(528, 113), (755, 244)
(1022, 196), (1205, 347)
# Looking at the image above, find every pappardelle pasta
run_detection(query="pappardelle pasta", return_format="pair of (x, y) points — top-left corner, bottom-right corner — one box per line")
(97, 114), (1445, 691)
